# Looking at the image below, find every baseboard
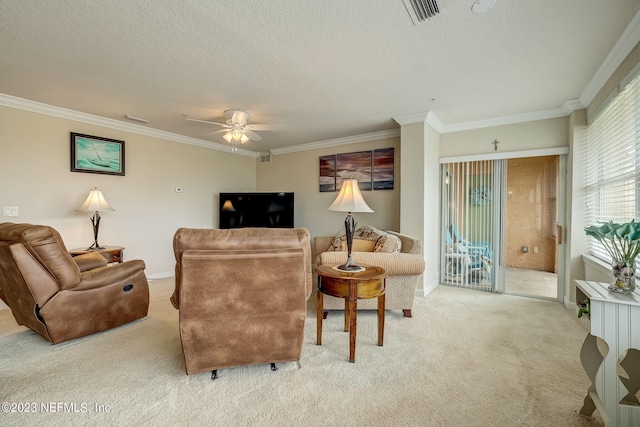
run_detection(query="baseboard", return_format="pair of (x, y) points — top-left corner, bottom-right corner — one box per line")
(415, 279), (440, 298)
(147, 272), (174, 280)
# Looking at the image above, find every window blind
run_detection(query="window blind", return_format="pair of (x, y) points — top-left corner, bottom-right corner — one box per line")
(585, 68), (640, 262)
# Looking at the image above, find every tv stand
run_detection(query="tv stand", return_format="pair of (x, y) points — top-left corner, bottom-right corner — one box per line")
(575, 280), (640, 426)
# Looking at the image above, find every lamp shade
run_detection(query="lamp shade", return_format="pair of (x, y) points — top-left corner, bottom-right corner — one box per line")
(327, 179), (373, 213)
(77, 187), (114, 212)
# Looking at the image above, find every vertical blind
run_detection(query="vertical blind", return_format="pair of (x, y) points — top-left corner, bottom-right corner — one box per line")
(585, 66), (640, 261)
(440, 161), (496, 291)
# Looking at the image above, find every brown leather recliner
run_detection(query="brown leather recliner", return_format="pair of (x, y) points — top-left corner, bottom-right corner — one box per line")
(172, 227), (312, 377)
(0, 223), (149, 344)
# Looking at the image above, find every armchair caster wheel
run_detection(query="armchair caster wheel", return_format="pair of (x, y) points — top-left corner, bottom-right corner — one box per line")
(270, 363), (277, 372)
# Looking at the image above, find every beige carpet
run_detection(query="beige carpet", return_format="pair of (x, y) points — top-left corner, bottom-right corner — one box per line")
(0, 278), (604, 426)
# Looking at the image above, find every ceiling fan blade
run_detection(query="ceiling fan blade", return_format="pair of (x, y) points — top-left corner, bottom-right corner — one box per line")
(185, 117), (227, 127)
(245, 124), (286, 131)
(244, 129), (262, 141)
(207, 129), (229, 136)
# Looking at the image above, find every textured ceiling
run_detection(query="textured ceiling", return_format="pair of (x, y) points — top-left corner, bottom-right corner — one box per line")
(1, 0), (639, 153)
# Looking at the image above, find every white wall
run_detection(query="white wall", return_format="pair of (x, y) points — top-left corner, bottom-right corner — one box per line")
(440, 117), (569, 157)
(0, 105), (256, 278)
(255, 137), (400, 240)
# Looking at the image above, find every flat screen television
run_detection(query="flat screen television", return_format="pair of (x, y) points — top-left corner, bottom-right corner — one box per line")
(219, 192), (294, 229)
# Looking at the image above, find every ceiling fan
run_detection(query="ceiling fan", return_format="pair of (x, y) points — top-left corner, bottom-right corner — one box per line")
(186, 110), (284, 147)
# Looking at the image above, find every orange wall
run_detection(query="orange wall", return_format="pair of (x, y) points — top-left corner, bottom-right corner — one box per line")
(506, 156), (558, 272)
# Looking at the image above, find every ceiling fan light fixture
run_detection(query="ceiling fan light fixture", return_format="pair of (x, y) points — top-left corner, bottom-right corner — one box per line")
(231, 129), (243, 140)
(240, 134), (249, 144)
(223, 132), (233, 143)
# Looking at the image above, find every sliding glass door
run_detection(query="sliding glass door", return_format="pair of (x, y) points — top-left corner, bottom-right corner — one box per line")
(440, 160), (506, 292)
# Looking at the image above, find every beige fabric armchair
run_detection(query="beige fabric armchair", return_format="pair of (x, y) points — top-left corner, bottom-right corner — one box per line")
(0, 223), (149, 344)
(315, 230), (425, 317)
(171, 227), (312, 377)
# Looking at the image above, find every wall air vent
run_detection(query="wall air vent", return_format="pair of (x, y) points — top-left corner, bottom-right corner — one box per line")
(402, 0), (443, 25)
(260, 153), (272, 163)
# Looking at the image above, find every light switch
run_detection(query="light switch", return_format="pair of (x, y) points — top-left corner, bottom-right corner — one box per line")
(3, 206), (19, 217)
(174, 186), (183, 193)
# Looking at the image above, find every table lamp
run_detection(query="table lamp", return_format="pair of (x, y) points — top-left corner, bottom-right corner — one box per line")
(327, 178), (373, 271)
(77, 187), (114, 250)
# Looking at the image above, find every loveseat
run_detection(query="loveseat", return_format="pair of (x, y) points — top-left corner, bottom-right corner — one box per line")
(0, 223), (149, 344)
(314, 227), (425, 317)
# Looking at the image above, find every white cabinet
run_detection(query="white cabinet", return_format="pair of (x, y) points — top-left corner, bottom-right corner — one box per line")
(575, 280), (640, 426)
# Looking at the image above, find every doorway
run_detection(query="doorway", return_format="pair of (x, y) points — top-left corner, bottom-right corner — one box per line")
(504, 156), (559, 299)
(439, 150), (566, 300)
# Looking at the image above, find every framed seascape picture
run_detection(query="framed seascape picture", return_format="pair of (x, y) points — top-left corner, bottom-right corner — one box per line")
(336, 151), (372, 191)
(319, 154), (336, 192)
(373, 147), (394, 190)
(319, 148), (394, 192)
(70, 133), (125, 176)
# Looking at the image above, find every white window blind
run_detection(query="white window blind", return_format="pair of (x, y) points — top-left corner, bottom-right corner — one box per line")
(585, 68), (640, 262)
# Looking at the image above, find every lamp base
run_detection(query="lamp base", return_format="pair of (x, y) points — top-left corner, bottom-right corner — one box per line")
(334, 264), (365, 273)
(334, 255), (365, 272)
(86, 212), (105, 250)
(86, 241), (106, 251)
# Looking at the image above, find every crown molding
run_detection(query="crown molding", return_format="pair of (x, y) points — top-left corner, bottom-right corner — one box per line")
(439, 102), (583, 133)
(393, 105), (582, 134)
(579, 8), (640, 107)
(393, 111), (430, 126)
(0, 94), (258, 158)
(392, 110), (445, 133)
(269, 128), (400, 155)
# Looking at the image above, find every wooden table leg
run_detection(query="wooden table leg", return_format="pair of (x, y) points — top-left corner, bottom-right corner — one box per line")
(343, 299), (349, 332)
(316, 290), (323, 345)
(348, 298), (357, 363)
(377, 293), (385, 346)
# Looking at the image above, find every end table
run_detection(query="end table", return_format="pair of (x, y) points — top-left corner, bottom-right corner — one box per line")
(69, 246), (125, 264)
(316, 264), (386, 363)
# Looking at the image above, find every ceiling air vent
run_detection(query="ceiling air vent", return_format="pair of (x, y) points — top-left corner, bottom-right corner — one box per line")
(402, 0), (443, 24)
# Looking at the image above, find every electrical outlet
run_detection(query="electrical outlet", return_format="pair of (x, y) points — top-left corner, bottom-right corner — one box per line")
(174, 186), (183, 193)
(3, 206), (19, 217)
(533, 247), (539, 253)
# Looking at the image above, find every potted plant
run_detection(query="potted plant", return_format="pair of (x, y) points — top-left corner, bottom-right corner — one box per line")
(584, 220), (640, 294)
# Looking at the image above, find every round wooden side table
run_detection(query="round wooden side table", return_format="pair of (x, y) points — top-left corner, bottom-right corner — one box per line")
(316, 264), (386, 363)
(68, 246), (125, 264)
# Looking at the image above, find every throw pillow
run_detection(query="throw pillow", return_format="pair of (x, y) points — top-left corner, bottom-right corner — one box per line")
(373, 233), (402, 253)
(327, 231), (347, 252)
(326, 225), (401, 253)
(341, 239), (377, 252)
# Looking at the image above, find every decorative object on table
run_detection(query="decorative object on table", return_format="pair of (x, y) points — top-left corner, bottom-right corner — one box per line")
(327, 179), (373, 271)
(77, 187), (115, 250)
(584, 220), (640, 294)
(577, 298), (590, 318)
(70, 132), (125, 176)
(470, 186), (491, 205)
